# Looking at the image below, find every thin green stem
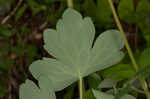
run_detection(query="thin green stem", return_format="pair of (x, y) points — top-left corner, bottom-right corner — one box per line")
(108, 0), (138, 72)
(67, 0), (73, 8)
(108, 0), (150, 99)
(79, 77), (83, 99)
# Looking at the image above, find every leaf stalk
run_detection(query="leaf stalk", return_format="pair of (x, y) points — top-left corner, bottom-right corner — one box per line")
(67, 0), (73, 8)
(79, 77), (84, 99)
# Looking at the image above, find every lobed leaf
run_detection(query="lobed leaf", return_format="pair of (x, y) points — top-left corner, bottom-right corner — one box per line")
(30, 8), (124, 92)
(19, 76), (56, 99)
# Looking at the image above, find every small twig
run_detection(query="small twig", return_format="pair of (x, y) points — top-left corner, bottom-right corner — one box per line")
(1, 0), (23, 24)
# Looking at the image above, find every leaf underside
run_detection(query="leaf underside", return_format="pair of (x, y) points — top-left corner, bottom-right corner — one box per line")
(29, 8), (124, 92)
(19, 76), (56, 99)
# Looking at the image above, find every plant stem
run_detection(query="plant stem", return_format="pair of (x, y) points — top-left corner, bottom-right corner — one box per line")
(67, 0), (73, 8)
(108, 0), (150, 99)
(79, 77), (83, 99)
(108, 0), (139, 71)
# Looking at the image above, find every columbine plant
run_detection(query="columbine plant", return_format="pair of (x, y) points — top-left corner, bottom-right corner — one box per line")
(19, 8), (125, 99)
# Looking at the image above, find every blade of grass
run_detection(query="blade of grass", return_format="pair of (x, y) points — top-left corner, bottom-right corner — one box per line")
(108, 0), (150, 99)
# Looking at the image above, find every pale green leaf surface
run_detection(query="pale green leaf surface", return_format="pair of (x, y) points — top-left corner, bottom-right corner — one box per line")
(92, 90), (114, 99)
(30, 8), (124, 91)
(19, 76), (56, 99)
(98, 78), (117, 89)
(93, 90), (136, 99)
(30, 58), (78, 91)
(121, 95), (136, 99)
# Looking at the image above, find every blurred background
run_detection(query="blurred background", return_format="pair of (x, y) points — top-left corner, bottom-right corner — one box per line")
(0, 0), (150, 99)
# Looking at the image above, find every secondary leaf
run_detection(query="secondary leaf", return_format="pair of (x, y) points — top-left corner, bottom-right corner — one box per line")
(98, 78), (117, 89)
(88, 73), (101, 89)
(139, 47), (150, 68)
(19, 76), (56, 99)
(92, 90), (114, 99)
(30, 8), (124, 92)
(84, 89), (95, 99)
(118, 0), (135, 23)
(82, 0), (113, 27)
(93, 90), (136, 99)
(102, 64), (135, 81)
(135, 0), (150, 23)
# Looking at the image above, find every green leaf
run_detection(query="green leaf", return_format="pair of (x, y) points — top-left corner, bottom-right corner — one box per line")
(102, 64), (135, 81)
(30, 8), (124, 91)
(139, 47), (150, 68)
(98, 78), (117, 89)
(135, 0), (150, 23)
(88, 73), (101, 89)
(93, 90), (136, 99)
(120, 95), (136, 99)
(0, 24), (15, 40)
(84, 89), (95, 99)
(25, 0), (42, 15)
(63, 84), (75, 99)
(15, 4), (27, 21)
(82, 0), (113, 27)
(118, 0), (135, 23)
(19, 76), (56, 99)
(92, 89), (114, 99)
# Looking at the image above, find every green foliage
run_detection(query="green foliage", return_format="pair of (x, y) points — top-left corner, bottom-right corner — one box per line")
(15, 4), (28, 21)
(92, 89), (136, 99)
(0, 0), (14, 16)
(118, 0), (150, 23)
(0, 0), (150, 98)
(63, 84), (75, 99)
(139, 47), (150, 68)
(0, 24), (15, 40)
(19, 76), (56, 99)
(98, 78), (117, 89)
(102, 64), (135, 81)
(93, 90), (114, 99)
(118, 0), (135, 23)
(29, 8), (124, 92)
(82, 0), (113, 27)
(25, 0), (44, 16)
(88, 73), (101, 89)
(135, 0), (150, 22)
(84, 89), (95, 99)
(138, 17), (150, 46)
